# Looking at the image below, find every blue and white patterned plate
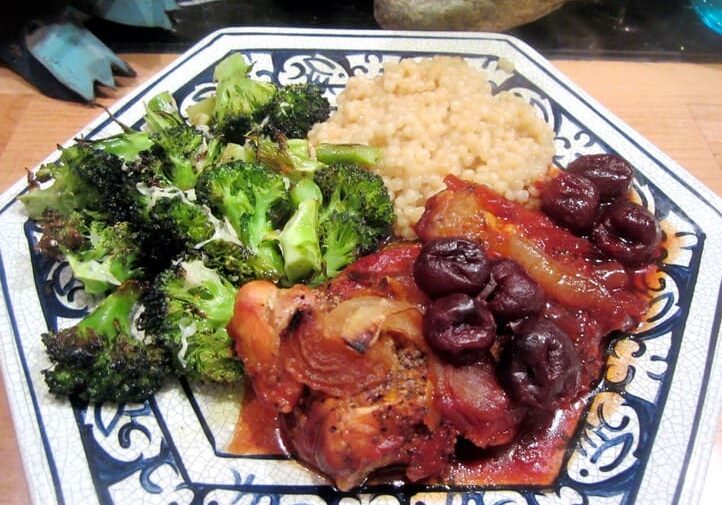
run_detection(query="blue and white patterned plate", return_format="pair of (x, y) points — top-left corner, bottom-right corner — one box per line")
(1, 27), (722, 505)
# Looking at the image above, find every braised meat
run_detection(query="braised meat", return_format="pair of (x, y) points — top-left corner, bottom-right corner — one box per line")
(227, 175), (656, 490)
(228, 243), (524, 490)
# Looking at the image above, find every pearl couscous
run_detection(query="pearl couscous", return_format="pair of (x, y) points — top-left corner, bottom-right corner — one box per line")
(309, 56), (555, 239)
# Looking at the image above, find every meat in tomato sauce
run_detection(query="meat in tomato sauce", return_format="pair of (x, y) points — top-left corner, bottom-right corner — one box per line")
(227, 163), (660, 491)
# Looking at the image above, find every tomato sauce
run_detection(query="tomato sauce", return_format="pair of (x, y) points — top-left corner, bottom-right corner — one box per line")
(228, 387), (285, 455)
(228, 175), (664, 489)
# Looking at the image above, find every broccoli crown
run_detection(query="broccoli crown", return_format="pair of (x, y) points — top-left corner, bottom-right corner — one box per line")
(21, 135), (158, 227)
(315, 163), (395, 228)
(263, 82), (331, 139)
(58, 142), (142, 225)
(149, 195), (216, 245)
(317, 211), (375, 279)
(138, 92), (219, 190)
(144, 91), (185, 132)
(196, 161), (291, 237)
(313, 164), (395, 279)
(42, 280), (170, 403)
(210, 54), (277, 143)
(142, 259), (243, 383)
(196, 161), (290, 280)
(20, 148), (106, 220)
(64, 220), (146, 295)
(199, 239), (255, 285)
(147, 126), (205, 190)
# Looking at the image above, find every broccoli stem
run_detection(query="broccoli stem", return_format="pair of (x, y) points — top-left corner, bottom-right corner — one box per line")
(93, 131), (153, 162)
(315, 143), (382, 167)
(279, 198), (322, 283)
(77, 281), (139, 337)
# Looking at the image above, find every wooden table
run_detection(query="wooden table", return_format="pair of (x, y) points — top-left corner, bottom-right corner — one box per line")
(0, 54), (720, 505)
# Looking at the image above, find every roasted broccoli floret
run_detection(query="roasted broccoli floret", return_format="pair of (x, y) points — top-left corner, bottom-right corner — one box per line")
(19, 143), (116, 220)
(141, 258), (243, 383)
(140, 91), (221, 190)
(117, 188), (217, 272)
(32, 140), (147, 227)
(263, 82), (331, 138)
(59, 220), (145, 295)
(142, 190), (215, 245)
(196, 161), (291, 281)
(198, 239), (255, 285)
(318, 211), (375, 279)
(314, 164), (395, 279)
(188, 53), (277, 143)
(315, 163), (395, 228)
(42, 280), (170, 403)
(186, 54), (331, 144)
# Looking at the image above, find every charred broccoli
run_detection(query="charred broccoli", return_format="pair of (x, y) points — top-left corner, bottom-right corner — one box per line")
(263, 82), (331, 138)
(42, 281), (170, 403)
(196, 161), (291, 281)
(252, 135), (325, 174)
(46, 216), (145, 295)
(19, 141), (121, 220)
(24, 53), (398, 405)
(188, 53), (276, 143)
(197, 238), (255, 285)
(186, 54), (331, 144)
(141, 258), (243, 383)
(140, 91), (221, 190)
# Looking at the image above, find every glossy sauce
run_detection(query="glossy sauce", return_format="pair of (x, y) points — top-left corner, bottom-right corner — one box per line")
(228, 176), (664, 488)
(228, 387), (285, 455)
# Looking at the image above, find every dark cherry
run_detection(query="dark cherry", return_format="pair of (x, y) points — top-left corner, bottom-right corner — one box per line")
(499, 317), (581, 411)
(591, 200), (662, 266)
(483, 259), (545, 322)
(413, 237), (490, 298)
(566, 154), (634, 199)
(423, 293), (496, 364)
(541, 172), (600, 234)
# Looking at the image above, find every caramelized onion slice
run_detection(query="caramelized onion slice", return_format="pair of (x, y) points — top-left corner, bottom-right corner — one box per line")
(324, 296), (416, 353)
(283, 296), (423, 396)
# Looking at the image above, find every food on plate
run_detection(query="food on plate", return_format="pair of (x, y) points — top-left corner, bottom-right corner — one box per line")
(21, 51), (664, 492)
(228, 168), (661, 489)
(22, 53), (393, 403)
(41, 280), (169, 403)
(186, 52), (331, 143)
(140, 259), (242, 384)
(308, 56), (555, 238)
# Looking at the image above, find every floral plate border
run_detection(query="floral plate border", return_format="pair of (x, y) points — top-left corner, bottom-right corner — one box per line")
(1, 27), (721, 505)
